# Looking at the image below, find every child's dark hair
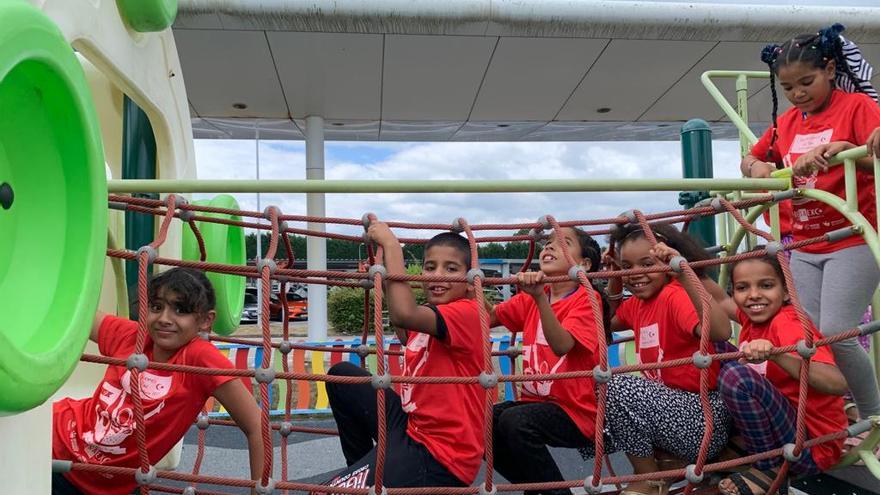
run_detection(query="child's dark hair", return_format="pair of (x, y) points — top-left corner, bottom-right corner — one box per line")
(148, 267), (216, 315)
(425, 232), (472, 267)
(610, 223), (713, 278)
(761, 23), (871, 159)
(568, 227), (602, 274)
(729, 248), (788, 292)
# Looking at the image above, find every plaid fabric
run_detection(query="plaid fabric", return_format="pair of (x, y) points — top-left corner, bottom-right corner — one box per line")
(718, 362), (820, 474)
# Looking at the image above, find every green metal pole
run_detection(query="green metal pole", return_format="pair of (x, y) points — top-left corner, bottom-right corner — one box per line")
(122, 96), (158, 317)
(679, 119), (717, 248)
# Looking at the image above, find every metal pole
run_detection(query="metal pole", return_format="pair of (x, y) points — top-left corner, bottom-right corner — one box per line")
(305, 116), (328, 341)
(256, 123), (262, 324)
(679, 119), (717, 248)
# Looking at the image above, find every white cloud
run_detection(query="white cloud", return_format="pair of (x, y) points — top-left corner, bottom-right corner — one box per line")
(192, 139), (746, 242)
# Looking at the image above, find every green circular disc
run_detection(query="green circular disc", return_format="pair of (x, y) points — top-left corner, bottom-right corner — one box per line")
(0, 2), (107, 414)
(181, 195), (246, 335)
(117, 0), (178, 33)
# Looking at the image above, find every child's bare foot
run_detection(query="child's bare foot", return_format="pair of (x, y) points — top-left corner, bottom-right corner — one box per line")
(718, 468), (787, 495)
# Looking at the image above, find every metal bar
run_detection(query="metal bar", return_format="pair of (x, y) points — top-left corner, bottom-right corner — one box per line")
(107, 178), (790, 194)
(701, 70), (769, 145)
(735, 74), (751, 157)
(844, 158), (858, 212)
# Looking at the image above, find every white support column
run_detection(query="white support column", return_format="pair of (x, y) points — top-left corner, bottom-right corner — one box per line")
(305, 115), (328, 341)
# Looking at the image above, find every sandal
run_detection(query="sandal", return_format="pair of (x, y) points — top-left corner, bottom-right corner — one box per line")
(621, 480), (668, 495)
(718, 468), (788, 495)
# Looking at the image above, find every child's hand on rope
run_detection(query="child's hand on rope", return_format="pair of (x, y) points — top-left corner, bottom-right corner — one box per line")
(648, 242), (680, 264)
(739, 338), (774, 364)
(601, 248), (619, 271)
(366, 221), (397, 247)
(515, 271), (546, 299)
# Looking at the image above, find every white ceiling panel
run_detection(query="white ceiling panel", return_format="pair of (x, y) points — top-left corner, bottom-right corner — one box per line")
(269, 32), (383, 120)
(469, 37), (608, 121)
(380, 121), (464, 141)
(453, 121), (546, 141)
(640, 42), (770, 122)
(175, 30), (288, 118)
(294, 120), (381, 141)
(382, 35), (497, 120)
(559, 40), (715, 122)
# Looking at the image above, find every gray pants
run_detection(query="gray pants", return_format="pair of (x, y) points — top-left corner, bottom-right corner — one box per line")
(791, 244), (880, 417)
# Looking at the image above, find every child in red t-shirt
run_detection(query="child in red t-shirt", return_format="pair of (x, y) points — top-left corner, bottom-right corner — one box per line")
(487, 227), (605, 495)
(604, 224), (732, 495)
(52, 268), (264, 495)
(321, 224), (485, 491)
(711, 252), (847, 495)
(739, 24), (880, 422)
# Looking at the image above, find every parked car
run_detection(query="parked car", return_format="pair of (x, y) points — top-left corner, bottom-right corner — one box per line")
(240, 293), (259, 324)
(285, 290), (308, 320)
(244, 288), (284, 321)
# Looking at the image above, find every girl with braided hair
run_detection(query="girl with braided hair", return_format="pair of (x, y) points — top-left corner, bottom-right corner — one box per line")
(741, 24), (880, 426)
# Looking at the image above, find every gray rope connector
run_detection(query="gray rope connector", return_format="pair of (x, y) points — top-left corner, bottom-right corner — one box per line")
(256, 258), (278, 275)
(847, 418), (875, 438)
(568, 265), (586, 282)
(858, 320), (880, 336)
(356, 344), (371, 358)
(528, 228), (543, 240)
(361, 212), (374, 230)
(796, 339), (817, 359)
(279, 421), (293, 437)
(254, 367), (276, 384)
(592, 365), (612, 384)
(196, 413), (210, 430)
(710, 197), (725, 212)
(360, 278), (375, 289)
(537, 215), (553, 230)
(478, 483), (497, 495)
(183, 487), (196, 495)
(52, 460), (73, 473)
(451, 218), (465, 233)
(126, 353), (149, 372)
(685, 464), (704, 484)
(467, 268), (484, 285)
(134, 466), (157, 485)
(782, 443), (802, 462)
(827, 226), (857, 242)
(172, 195), (189, 208)
(583, 475), (603, 494)
(692, 351), (712, 369)
(368, 264), (387, 280)
(278, 340), (292, 355)
(479, 372), (498, 389)
(668, 256), (687, 273)
(255, 477), (276, 494)
(368, 485), (388, 495)
(136, 245), (158, 264)
(178, 209), (196, 222)
(263, 205), (280, 220)
(771, 189), (797, 202)
(764, 241), (783, 257)
(619, 210), (637, 224)
(371, 373), (392, 390)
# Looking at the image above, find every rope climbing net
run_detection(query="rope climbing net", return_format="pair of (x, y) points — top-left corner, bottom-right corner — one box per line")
(58, 192), (880, 495)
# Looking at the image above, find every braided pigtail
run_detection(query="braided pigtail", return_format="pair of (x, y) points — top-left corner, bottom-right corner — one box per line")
(761, 44), (782, 161)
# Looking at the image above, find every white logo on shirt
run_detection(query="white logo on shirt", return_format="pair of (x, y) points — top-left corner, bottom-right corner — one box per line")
(401, 333), (430, 413)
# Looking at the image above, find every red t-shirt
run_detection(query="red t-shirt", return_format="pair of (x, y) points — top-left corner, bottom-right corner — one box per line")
(751, 90), (880, 253)
(52, 315), (236, 495)
(401, 298), (486, 484)
(737, 305), (847, 470)
(615, 280), (718, 392)
(494, 286), (601, 439)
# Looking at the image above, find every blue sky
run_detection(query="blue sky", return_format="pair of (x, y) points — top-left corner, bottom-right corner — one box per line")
(193, 139), (746, 240)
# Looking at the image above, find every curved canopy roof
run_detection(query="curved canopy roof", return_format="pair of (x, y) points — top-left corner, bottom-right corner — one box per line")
(176, 0), (880, 140)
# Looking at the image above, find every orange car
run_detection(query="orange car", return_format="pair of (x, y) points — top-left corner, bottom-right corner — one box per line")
(285, 291), (308, 320)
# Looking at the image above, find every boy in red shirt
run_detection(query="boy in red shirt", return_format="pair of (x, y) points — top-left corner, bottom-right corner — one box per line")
(52, 268), (264, 495)
(322, 225), (486, 491)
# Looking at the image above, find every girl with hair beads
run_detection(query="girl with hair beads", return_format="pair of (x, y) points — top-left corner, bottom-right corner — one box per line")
(486, 227), (608, 495)
(603, 224), (732, 495)
(709, 252), (847, 495)
(741, 23), (880, 422)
